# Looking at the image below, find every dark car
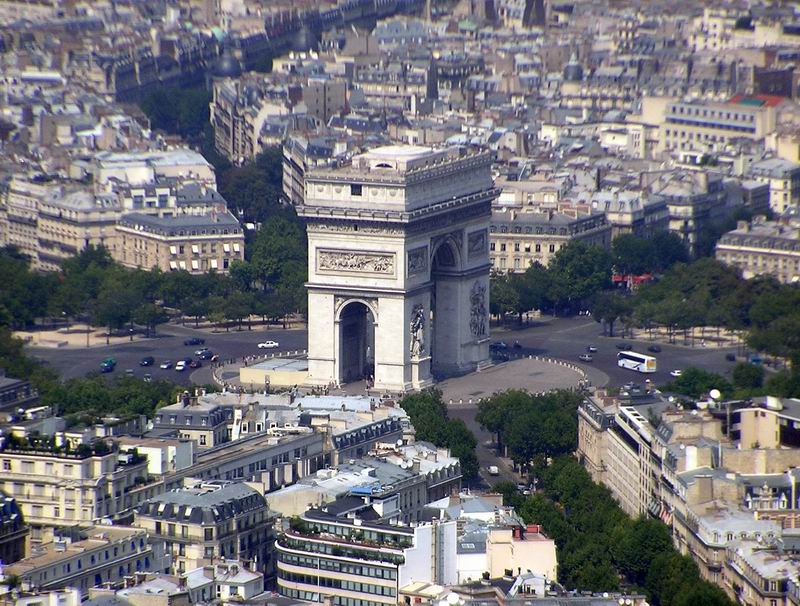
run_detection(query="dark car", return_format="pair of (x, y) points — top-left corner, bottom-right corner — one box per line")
(184, 337), (205, 346)
(578, 353), (593, 362)
(490, 341), (508, 350)
(189, 360), (202, 369)
(616, 343), (633, 351)
(197, 350), (213, 360)
(140, 356), (155, 367)
(647, 345), (662, 353)
(725, 353), (736, 362)
(492, 352), (510, 362)
(512, 341), (522, 349)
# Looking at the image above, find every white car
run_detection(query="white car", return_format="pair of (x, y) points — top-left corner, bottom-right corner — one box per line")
(175, 360), (187, 372)
(670, 369), (683, 377)
(160, 360), (173, 369)
(258, 340), (280, 349)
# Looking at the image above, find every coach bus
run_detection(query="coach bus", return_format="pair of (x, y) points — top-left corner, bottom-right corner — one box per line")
(617, 351), (657, 373)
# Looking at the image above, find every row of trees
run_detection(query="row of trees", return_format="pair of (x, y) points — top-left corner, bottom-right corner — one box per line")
(0, 214), (307, 333)
(495, 458), (733, 605)
(490, 232), (690, 321)
(476, 390), (582, 467)
(399, 390), (479, 481)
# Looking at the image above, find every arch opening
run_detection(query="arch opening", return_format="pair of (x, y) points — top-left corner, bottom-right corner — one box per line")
(339, 301), (375, 384)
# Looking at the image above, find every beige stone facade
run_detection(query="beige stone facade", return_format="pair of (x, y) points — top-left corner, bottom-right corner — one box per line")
(134, 483), (274, 576)
(716, 217), (800, 283)
(489, 208), (610, 272)
(114, 211), (244, 273)
(0, 445), (151, 540)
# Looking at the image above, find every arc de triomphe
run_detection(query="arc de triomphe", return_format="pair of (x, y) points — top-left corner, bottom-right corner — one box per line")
(297, 145), (498, 392)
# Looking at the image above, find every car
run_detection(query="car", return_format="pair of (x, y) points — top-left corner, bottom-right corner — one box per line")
(175, 361), (187, 372)
(195, 348), (209, 356)
(725, 353), (736, 362)
(492, 352), (510, 362)
(139, 356), (155, 367)
(616, 343), (633, 351)
(100, 364), (114, 373)
(184, 338), (205, 346)
(487, 465), (499, 476)
(516, 483), (527, 492)
(512, 341), (522, 349)
(257, 340), (280, 349)
(99, 357), (116, 373)
(143, 373), (152, 383)
(125, 369), (135, 376)
(578, 353), (593, 362)
(160, 360), (173, 369)
(189, 360), (202, 369)
(670, 369), (683, 377)
(587, 346), (598, 353)
(490, 341), (508, 350)
(197, 350), (213, 360)
(647, 345), (662, 353)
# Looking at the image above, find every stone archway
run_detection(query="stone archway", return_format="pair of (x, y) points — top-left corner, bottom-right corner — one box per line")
(430, 238), (463, 377)
(337, 300), (376, 384)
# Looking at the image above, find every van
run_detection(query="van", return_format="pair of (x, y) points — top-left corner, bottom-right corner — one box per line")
(488, 465), (499, 476)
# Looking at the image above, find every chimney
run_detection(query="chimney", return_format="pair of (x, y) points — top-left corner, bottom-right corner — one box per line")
(412, 460), (420, 473)
(737, 220), (749, 231)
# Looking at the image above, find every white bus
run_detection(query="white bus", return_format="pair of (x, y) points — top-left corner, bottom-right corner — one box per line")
(617, 351), (657, 373)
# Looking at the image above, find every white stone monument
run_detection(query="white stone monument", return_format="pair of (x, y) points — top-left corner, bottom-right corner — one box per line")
(298, 145), (497, 392)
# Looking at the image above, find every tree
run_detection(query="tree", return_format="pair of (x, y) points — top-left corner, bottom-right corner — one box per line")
(612, 234), (654, 275)
(218, 147), (285, 223)
(651, 231), (689, 271)
(516, 261), (551, 318)
(748, 314), (800, 364)
(489, 271), (520, 318)
(133, 303), (168, 337)
(249, 214), (307, 291)
(399, 390), (479, 481)
(732, 362), (764, 390)
(547, 241), (613, 313)
(613, 518), (673, 585)
(591, 291), (632, 337)
(645, 552), (700, 606)
(662, 367), (732, 399)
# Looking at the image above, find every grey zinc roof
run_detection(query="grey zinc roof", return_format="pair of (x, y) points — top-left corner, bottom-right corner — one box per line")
(138, 483), (265, 525)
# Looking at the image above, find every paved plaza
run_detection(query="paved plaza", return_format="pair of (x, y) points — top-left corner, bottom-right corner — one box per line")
(439, 356), (588, 405)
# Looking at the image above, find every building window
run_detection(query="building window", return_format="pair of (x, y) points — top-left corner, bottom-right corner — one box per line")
(200, 435), (207, 446)
(204, 528), (214, 541)
(204, 546), (214, 558)
(2, 460), (9, 471)
(549, 244), (556, 253)
(500, 243), (506, 252)
(490, 243), (495, 251)
(350, 184), (363, 196)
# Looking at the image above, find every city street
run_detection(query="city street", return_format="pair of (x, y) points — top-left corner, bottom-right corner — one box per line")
(495, 316), (738, 388)
(28, 323), (308, 386)
(27, 315), (738, 388)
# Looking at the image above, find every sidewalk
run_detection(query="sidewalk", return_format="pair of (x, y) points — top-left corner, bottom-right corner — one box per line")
(17, 324), (153, 349)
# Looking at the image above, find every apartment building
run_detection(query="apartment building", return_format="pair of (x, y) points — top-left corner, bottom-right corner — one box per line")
(0, 491), (28, 565)
(647, 171), (729, 255)
(134, 482), (274, 575)
(716, 215), (800, 283)
(656, 96), (779, 157)
(747, 158), (800, 213)
(723, 539), (800, 606)
(151, 392), (229, 449)
(114, 210), (244, 273)
(282, 135), (349, 206)
(489, 208), (610, 271)
(4, 526), (167, 597)
(276, 509), (457, 606)
(0, 371), (39, 414)
(305, 77), (348, 124)
(0, 178), (121, 271)
(0, 439), (150, 540)
(588, 191), (670, 238)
